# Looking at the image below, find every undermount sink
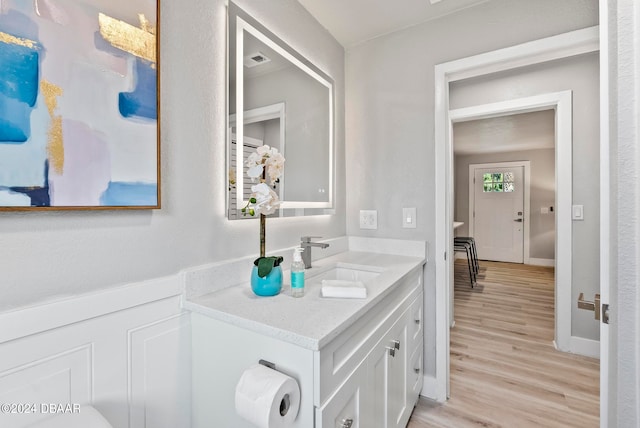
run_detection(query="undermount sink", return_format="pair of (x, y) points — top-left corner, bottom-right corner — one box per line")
(307, 263), (384, 283)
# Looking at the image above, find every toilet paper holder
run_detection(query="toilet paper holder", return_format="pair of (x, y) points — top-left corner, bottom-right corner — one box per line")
(259, 359), (277, 371)
(258, 359), (292, 417)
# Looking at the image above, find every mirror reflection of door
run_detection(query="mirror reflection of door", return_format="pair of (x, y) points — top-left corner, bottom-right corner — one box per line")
(473, 165), (524, 263)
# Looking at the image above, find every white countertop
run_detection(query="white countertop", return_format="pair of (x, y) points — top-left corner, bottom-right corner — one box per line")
(184, 251), (425, 351)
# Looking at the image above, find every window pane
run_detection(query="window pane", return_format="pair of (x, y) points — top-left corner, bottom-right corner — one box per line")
(483, 173), (492, 183)
(504, 172), (514, 182)
(504, 182), (515, 192)
(493, 183), (503, 192)
(483, 183), (492, 192)
(492, 173), (503, 182)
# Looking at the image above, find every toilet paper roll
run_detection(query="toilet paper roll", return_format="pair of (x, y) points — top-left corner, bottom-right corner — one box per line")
(235, 364), (300, 428)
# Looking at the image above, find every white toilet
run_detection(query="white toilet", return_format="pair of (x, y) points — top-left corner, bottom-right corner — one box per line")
(27, 405), (113, 428)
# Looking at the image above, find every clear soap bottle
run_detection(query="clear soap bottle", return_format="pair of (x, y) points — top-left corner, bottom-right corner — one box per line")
(291, 247), (305, 298)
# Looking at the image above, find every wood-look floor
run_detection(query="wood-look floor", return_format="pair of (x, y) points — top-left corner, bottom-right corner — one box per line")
(408, 260), (600, 428)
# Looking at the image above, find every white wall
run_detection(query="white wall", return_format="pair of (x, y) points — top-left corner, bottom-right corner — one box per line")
(455, 149), (556, 260)
(0, 0), (345, 312)
(345, 0), (598, 376)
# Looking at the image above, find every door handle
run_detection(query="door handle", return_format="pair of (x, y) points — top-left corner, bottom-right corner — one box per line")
(514, 219), (523, 222)
(577, 293), (601, 320)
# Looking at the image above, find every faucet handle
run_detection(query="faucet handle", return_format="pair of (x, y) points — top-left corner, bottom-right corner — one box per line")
(301, 236), (322, 243)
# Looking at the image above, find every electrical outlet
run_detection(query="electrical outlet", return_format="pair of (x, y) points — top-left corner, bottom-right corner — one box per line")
(402, 207), (417, 228)
(359, 210), (378, 229)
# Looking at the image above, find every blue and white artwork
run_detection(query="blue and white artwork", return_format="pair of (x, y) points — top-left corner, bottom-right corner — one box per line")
(0, 0), (159, 209)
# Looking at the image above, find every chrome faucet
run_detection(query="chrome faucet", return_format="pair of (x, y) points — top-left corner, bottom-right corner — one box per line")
(300, 236), (329, 269)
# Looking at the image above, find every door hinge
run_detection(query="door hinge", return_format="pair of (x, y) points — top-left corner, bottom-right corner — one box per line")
(602, 303), (610, 324)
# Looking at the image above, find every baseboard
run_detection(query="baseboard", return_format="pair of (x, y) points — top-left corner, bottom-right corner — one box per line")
(527, 258), (555, 267)
(569, 336), (600, 359)
(419, 375), (441, 401)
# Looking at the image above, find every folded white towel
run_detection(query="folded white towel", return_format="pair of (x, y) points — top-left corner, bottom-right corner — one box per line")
(321, 280), (367, 299)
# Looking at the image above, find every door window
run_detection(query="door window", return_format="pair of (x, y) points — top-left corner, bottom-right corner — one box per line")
(483, 171), (515, 193)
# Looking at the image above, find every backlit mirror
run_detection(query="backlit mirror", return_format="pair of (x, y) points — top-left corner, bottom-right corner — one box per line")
(227, 3), (334, 219)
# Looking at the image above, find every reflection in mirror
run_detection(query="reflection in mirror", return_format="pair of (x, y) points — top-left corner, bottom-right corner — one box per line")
(227, 3), (334, 219)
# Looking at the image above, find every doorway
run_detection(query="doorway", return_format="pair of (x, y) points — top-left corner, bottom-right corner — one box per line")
(432, 27), (600, 405)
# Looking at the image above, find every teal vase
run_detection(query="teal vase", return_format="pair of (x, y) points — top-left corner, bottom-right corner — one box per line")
(251, 256), (284, 296)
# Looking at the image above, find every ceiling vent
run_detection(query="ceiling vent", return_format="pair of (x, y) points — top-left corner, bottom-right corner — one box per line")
(244, 51), (271, 68)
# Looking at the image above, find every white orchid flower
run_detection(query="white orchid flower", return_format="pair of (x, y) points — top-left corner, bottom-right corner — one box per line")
(247, 164), (264, 180)
(250, 183), (281, 215)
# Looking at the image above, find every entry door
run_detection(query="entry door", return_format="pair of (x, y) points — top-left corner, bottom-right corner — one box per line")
(473, 166), (524, 263)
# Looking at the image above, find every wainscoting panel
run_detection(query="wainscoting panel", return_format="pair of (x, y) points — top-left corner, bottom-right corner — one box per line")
(129, 314), (192, 428)
(0, 345), (92, 427)
(0, 275), (190, 428)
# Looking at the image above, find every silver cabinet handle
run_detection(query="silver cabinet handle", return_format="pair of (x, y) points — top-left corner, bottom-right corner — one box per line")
(514, 218), (523, 222)
(392, 340), (400, 350)
(385, 346), (396, 357)
(341, 418), (353, 428)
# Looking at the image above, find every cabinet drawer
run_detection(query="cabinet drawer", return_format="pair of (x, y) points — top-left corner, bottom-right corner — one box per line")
(315, 361), (367, 428)
(316, 270), (422, 406)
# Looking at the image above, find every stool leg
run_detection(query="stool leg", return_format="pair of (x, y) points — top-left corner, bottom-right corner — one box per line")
(466, 245), (475, 287)
(470, 239), (479, 273)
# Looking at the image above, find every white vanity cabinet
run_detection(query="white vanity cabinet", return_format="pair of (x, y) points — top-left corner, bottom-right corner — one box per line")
(188, 250), (425, 428)
(315, 270), (423, 428)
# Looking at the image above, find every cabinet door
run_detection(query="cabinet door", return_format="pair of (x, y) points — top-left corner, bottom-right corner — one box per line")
(386, 318), (408, 428)
(367, 334), (390, 428)
(366, 315), (409, 428)
(316, 362), (367, 428)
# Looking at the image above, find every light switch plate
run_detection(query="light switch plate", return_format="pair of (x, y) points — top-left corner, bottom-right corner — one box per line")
(359, 210), (378, 229)
(572, 205), (584, 220)
(402, 207), (417, 228)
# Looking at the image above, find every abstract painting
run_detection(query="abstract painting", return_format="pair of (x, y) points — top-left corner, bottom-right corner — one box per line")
(0, 0), (159, 209)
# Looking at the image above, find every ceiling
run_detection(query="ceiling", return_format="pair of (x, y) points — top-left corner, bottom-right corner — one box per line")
(297, 0), (490, 48)
(453, 110), (556, 155)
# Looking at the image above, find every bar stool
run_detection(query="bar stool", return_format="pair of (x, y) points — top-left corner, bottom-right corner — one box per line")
(454, 240), (476, 287)
(454, 237), (479, 275)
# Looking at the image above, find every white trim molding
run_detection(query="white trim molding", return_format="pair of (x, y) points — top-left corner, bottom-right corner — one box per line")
(0, 276), (183, 345)
(528, 258), (555, 267)
(433, 26), (598, 403)
(569, 336), (601, 359)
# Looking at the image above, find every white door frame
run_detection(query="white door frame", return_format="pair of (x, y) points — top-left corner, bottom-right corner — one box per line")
(451, 93), (573, 352)
(433, 27), (599, 403)
(598, 1), (610, 425)
(467, 160), (531, 263)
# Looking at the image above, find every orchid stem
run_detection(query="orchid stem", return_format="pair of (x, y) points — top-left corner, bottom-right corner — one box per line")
(260, 214), (266, 258)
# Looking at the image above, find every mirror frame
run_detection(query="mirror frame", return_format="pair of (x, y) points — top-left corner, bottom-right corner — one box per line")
(227, 2), (335, 217)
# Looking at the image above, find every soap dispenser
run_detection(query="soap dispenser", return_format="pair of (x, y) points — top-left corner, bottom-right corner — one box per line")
(291, 247), (305, 297)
